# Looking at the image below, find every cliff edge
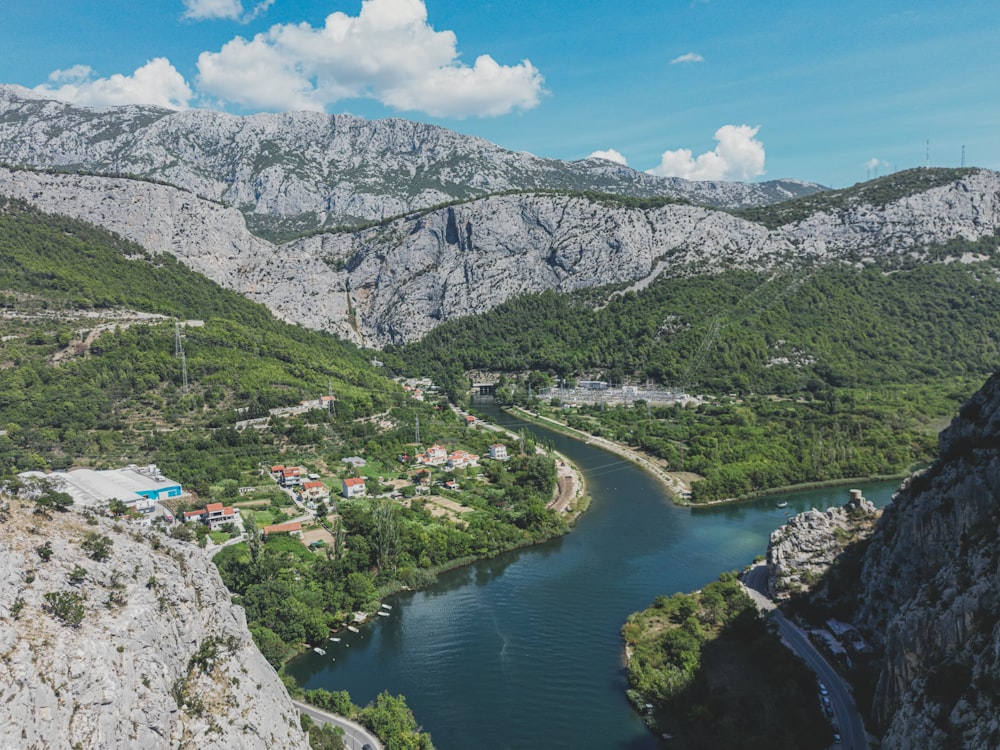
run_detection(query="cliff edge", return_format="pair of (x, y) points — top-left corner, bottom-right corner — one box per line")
(0, 486), (310, 750)
(854, 373), (1000, 749)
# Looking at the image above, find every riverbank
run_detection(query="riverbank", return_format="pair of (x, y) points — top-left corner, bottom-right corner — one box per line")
(507, 406), (909, 508)
(506, 406), (689, 498)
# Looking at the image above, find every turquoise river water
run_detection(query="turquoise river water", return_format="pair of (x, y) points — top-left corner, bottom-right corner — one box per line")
(287, 402), (898, 749)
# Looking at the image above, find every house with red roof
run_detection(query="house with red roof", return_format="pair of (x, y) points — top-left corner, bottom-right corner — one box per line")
(302, 480), (329, 499)
(343, 477), (367, 499)
(262, 521), (302, 538)
(184, 502), (238, 530)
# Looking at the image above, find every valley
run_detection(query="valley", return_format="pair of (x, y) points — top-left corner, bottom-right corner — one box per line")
(2, 87), (1000, 750)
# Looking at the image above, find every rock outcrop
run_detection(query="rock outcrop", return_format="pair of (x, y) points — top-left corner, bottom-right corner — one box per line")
(0, 492), (310, 750)
(766, 489), (880, 600)
(852, 375), (1000, 750)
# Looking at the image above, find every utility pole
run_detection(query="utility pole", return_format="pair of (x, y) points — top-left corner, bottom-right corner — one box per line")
(415, 415), (420, 444)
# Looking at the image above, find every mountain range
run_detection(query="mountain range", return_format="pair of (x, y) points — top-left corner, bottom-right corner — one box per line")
(0, 85), (820, 240)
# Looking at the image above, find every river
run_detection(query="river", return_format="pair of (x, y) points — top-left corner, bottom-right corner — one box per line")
(287, 401), (899, 749)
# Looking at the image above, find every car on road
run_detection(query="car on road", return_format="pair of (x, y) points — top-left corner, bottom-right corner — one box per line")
(832, 732), (841, 744)
(819, 682), (828, 696)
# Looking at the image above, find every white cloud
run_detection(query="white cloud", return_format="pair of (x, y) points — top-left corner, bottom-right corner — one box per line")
(864, 157), (888, 171)
(587, 149), (628, 165)
(182, 0), (242, 20)
(34, 58), (193, 110)
(646, 124), (766, 181)
(670, 52), (704, 65)
(181, 0), (274, 23)
(196, 0), (545, 117)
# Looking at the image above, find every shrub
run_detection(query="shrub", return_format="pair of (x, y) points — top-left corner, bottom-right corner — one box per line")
(43, 590), (85, 626)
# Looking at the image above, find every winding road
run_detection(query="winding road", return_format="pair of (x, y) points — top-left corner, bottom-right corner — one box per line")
(741, 563), (869, 750)
(292, 699), (382, 750)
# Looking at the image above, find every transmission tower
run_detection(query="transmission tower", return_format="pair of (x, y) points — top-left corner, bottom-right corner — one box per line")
(181, 351), (189, 393)
(415, 415), (420, 444)
(961, 145), (966, 168)
(174, 322), (182, 358)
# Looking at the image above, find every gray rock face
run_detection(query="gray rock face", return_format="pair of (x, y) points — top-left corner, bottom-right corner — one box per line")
(0, 496), (310, 750)
(0, 85), (821, 232)
(766, 491), (880, 600)
(4, 165), (1000, 349)
(853, 375), (1000, 750)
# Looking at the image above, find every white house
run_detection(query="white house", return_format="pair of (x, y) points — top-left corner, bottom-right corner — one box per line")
(488, 444), (509, 460)
(343, 477), (367, 499)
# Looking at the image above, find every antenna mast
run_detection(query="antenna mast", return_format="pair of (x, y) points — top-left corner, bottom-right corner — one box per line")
(925, 139), (930, 169)
(961, 145), (966, 168)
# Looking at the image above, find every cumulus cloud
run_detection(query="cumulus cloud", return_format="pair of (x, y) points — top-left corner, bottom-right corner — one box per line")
(587, 149), (628, 165)
(864, 157), (889, 172)
(182, 0), (242, 20)
(646, 124), (766, 181)
(34, 58), (193, 110)
(670, 52), (704, 64)
(181, 0), (274, 23)
(196, 0), (544, 116)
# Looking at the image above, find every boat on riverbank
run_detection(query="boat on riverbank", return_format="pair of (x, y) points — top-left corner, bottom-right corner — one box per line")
(775, 501), (788, 508)
(313, 647), (326, 655)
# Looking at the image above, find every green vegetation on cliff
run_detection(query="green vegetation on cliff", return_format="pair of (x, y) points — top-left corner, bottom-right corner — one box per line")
(399, 257), (1000, 398)
(623, 574), (831, 749)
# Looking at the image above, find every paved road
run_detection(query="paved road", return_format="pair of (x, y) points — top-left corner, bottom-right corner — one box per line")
(292, 699), (382, 750)
(741, 564), (869, 750)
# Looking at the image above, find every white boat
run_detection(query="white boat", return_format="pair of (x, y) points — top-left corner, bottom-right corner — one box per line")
(380, 603), (393, 610)
(347, 625), (359, 633)
(377, 611), (389, 617)
(329, 637), (342, 642)
(313, 647), (326, 655)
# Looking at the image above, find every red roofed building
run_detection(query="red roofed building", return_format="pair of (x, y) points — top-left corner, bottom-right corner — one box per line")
(343, 477), (367, 499)
(262, 521), (302, 537)
(281, 467), (302, 487)
(302, 480), (329, 499)
(184, 502), (238, 530)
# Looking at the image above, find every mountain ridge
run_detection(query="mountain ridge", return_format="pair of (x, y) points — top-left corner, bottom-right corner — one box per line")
(3, 164), (998, 349)
(0, 85), (822, 239)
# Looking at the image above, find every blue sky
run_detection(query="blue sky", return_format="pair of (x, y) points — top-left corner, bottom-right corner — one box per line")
(3, 0), (999, 187)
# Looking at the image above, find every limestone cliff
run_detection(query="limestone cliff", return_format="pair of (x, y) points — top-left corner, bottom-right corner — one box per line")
(853, 375), (1000, 750)
(0, 491), (310, 750)
(4, 166), (1000, 349)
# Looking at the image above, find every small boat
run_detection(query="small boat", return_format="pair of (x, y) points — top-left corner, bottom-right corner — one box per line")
(313, 647), (326, 655)
(347, 625), (360, 633)
(377, 611), (390, 617)
(380, 603), (393, 610)
(775, 501), (788, 508)
(329, 637), (341, 642)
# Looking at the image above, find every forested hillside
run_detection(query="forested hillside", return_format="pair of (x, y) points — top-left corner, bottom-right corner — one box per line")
(399, 252), (1000, 398)
(396, 238), (1000, 500)
(0, 199), (568, 676)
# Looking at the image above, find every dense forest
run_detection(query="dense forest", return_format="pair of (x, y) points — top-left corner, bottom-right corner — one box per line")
(398, 253), (1000, 399)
